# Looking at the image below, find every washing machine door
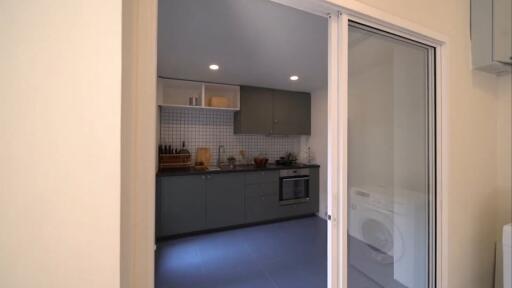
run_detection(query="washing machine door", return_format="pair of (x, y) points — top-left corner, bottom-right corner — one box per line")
(356, 208), (404, 265)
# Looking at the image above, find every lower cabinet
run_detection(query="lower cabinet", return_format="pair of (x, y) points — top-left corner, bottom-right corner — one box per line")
(156, 167), (319, 238)
(245, 182), (279, 222)
(205, 173), (245, 229)
(157, 175), (206, 237)
(157, 173), (246, 238)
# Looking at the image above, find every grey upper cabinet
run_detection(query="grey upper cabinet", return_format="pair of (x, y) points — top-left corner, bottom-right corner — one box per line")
(471, 0), (512, 74)
(272, 90), (311, 135)
(234, 86), (273, 134)
(235, 86), (311, 135)
(205, 173), (245, 229)
(157, 175), (206, 237)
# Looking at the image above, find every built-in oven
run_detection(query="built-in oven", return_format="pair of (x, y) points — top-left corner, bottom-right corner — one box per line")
(279, 168), (310, 205)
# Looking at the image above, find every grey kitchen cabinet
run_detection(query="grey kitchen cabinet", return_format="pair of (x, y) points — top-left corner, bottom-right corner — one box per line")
(234, 86), (311, 135)
(471, 0), (512, 74)
(245, 183), (279, 222)
(234, 86), (273, 134)
(156, 175), (206, 237)
(272, 90), (311, 135)
(156, 167), (319, 237)
(245, 171), (280, 222)
(205, 173), (245, 229)
(245, 170), (279, 185)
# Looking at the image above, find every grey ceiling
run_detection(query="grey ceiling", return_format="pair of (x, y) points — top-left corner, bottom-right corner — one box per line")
(158, 0), (328, 93)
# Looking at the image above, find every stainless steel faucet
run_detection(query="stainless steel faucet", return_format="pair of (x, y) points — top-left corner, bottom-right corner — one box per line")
(217, 145), (225, 166)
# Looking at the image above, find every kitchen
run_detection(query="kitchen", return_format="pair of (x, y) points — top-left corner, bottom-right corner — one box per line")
(154, 0), (329, 287)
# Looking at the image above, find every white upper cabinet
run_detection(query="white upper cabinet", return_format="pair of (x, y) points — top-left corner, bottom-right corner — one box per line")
(157, 78), (240, 110)
(471, 0), (512, 74)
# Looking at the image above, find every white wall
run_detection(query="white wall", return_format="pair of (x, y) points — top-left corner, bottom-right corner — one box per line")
(0, 1), (122, 287)
(307, 88), (329, 219)
(495, 74), (512, 288)
(329, 0), (506, 287)
(497, 74), (512, 229)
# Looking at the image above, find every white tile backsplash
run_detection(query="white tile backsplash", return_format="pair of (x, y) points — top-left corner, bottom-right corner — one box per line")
(160, 107), (303, 164)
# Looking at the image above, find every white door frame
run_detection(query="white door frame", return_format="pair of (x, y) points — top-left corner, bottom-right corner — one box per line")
(272, 1), (449, 288)
(134, 1), (449, 287)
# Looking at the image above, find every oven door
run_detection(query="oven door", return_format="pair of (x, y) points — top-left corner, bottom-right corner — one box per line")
(279, 176), (310, 205)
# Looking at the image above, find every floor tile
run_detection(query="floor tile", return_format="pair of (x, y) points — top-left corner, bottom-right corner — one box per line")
(156, 216), (327, 288)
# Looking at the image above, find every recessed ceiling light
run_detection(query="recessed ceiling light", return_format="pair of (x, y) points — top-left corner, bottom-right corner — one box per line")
(290, 75), (299, 81)
(209, 64), (220, 71)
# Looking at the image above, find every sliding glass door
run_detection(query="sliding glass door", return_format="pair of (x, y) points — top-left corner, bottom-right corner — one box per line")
(346, 22), (435, 288)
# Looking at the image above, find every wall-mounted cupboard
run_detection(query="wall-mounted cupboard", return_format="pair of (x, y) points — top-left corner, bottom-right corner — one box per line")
(471, 0), (512, 74)
(157, 78), (240, 110)
(234, 86), (311, 135)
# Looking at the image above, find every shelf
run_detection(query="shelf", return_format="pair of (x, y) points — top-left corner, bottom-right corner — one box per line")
(204, 83), (240, 110)
(157, 78), (240, 110)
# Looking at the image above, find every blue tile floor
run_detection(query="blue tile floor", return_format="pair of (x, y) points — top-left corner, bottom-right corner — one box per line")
(156, 216), (327, 288)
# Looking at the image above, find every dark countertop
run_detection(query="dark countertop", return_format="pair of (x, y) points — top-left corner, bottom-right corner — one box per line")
(157, 163), (320, 177)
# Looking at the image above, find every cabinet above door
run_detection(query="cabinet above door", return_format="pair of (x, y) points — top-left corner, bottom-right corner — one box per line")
(471, 0), (512, 74)
(234, 86), (311, 135)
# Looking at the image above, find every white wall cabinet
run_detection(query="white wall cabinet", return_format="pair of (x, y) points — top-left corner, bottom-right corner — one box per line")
(157, 78), (240, 110)
(471, 0), (512, 74)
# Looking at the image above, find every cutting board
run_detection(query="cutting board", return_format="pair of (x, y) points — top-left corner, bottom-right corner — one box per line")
(196, 147), (211, 167)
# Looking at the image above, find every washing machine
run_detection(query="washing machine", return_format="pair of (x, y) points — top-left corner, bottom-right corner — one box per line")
(349, 186), (427, 288)
(349, 186), (405, 287)
(504, 224), (512, 288)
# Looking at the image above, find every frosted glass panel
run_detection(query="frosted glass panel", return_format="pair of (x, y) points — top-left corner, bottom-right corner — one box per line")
(347, 24), (432, 288)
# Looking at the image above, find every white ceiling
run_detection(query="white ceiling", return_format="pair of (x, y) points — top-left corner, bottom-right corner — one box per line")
(158, 0), (328, 93)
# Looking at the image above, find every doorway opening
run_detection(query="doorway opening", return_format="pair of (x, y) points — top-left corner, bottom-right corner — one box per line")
(146, 1), (446, 288)
(154, 1), (332, 287)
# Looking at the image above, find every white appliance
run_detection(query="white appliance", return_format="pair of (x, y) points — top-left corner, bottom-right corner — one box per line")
(349, 186), (427, 288)
(349, 186), (404, 262)
(504, 224), (512, 288)
(349, 187), (405, 288)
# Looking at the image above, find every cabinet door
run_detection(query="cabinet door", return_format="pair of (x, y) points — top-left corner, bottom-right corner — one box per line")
(157, 175), (206, 237)
(205, 173), (245, 229)
(272, 90), (311, 135)
(245, 183), (279, 222)
(234, 86), (273, 134)
(494, 0), (512, 63)
(245, 170), (279, 185)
